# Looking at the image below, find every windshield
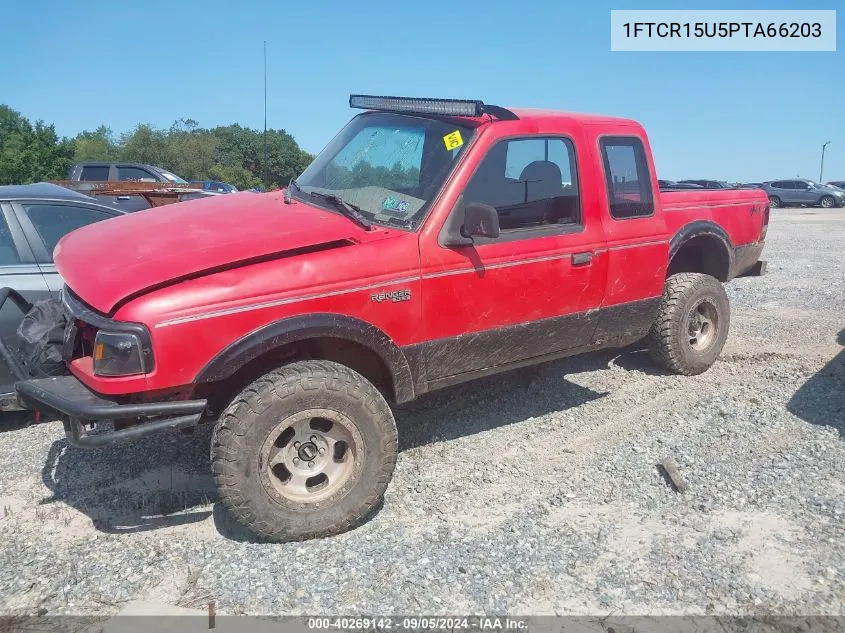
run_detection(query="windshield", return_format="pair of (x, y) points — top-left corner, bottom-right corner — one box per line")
(160, 170), (188, 184)
(292, 112), (475, 229)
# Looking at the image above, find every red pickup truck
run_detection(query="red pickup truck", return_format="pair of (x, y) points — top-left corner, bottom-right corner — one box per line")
(17, 95), (768, 542)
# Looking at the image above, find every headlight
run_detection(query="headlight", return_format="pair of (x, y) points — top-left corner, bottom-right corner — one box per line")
(93, 331), (146, 376)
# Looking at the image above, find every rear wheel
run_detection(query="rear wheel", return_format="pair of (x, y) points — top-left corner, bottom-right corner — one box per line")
(211, 360), (398, 542)
(819, 195), (835, 209)
(768, 196), (781, 208)
(648, 273), (730, 376)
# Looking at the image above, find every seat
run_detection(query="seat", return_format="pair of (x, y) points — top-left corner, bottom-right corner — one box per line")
(519, 161), (564, 201)
(518, 161), (575, 225)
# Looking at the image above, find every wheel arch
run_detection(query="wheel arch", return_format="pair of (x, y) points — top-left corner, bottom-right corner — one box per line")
(668, 221), (734, 282)
(195, 313), (417, 404)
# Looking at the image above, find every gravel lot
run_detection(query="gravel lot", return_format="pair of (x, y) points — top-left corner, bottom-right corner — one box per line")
(0, 208), (842, 619)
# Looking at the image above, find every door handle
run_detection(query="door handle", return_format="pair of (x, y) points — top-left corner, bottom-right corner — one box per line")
(572, 252), (592, 266)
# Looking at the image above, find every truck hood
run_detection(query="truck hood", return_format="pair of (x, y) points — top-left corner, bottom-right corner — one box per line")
(55, 191), (367, 314)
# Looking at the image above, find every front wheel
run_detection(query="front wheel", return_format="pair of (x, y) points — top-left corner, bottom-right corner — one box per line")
(819, 195), (835, 209)
(768, 196), (781, 208)
(648, 273), (730, 376)
(211, 360), (398, 542)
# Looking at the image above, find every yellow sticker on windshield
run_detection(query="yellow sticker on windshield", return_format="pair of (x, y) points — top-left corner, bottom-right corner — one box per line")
(443, 130), (464, 151)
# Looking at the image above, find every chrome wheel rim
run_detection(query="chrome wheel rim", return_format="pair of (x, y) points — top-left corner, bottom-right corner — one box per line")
(686, 299), (718, 352)
(259, 409), (362, 504)
(821, 197), (833, 208)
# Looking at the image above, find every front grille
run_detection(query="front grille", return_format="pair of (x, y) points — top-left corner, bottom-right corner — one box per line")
(61, 316), (97, 363)
(61, 287), (101, 363)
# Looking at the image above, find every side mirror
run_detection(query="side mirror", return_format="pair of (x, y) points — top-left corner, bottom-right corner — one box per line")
(439, 197), (501, 247)
(462, 202), (500, 239)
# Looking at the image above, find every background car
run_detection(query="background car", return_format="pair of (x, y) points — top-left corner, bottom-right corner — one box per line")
(190, 180), (238, 193)
(826, 181), (845, 190)
(761, 179), (845, 208)
(67, 162), (197, 211)
(0, 183), (126, 399)
(677, 179), (734, 189)
(68, 162), (189, 184)
(658, 180), (705, 190)
(175, 190), (225, 202)
(737, 183), (763, 189)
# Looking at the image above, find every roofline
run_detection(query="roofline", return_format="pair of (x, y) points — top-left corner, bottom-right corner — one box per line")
(2, 195), (126, 210)
(71, 161), (167, 171)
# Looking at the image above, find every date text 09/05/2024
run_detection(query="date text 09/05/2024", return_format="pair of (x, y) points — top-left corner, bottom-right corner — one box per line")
(622, 22), (822, 39)
(307, 617), (528, 631)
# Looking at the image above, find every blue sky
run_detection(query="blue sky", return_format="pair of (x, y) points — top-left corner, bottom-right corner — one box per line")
(3, 0), (842, 182)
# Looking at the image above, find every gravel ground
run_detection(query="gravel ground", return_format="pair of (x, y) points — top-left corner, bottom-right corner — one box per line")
(0, 208), (842, 619)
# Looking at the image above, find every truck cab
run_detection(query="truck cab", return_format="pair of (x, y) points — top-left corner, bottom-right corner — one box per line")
(17, 96), (768, 543)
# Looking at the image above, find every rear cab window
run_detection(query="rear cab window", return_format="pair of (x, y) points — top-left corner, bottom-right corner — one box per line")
(600, 136), (654, 219)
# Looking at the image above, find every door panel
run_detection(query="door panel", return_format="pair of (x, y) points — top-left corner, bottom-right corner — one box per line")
(0, 266), (51, 390)
(783, 182), (800, 204)
(791, 182), (810, 203)
(418, 135), (606, 380)
(38, 264), (63, 293)
(418, 235), (606, 378)
(0, 201), (120, 392)
(0, 204), (46, 392)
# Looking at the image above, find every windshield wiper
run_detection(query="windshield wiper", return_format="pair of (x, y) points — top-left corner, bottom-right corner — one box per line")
(379, 214), (414, 230)
(284, 178), (303, 204)
(308, 192), (373, 231)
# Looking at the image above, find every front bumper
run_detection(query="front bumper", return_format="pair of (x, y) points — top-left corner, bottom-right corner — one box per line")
(16, 376), (207, 448)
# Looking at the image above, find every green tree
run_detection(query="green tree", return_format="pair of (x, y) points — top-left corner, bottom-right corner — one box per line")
(165, 119), (217, 181)
(119, 123), (170, 166)
(207, 163), (263, 190)
(74, 126), (119, 161)
(0, 105), (314, 189)
(0, 105), (75, 185)
(212, 124), (312, 188)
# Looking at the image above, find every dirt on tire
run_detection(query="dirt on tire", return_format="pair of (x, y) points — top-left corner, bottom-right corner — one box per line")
(648, 272), (730, 375)
(210, 359), (398, 542)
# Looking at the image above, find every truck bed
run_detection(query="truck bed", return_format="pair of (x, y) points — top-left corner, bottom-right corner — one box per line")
(660, 187), (769, 249)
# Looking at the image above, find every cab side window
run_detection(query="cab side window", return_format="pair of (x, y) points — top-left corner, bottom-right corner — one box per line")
(117, 166), (157, 182)
(23, 204), (117, 261)
(601, 136), (654, 219)
(463, 137), (580, 232)
(79, 165), (110, 181)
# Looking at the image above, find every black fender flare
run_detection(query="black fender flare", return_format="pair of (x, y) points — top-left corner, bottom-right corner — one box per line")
(669, 220), (734, 281)
(195, 313), (416, 403)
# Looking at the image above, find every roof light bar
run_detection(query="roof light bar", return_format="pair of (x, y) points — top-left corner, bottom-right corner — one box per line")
(350, 95), (482, 117)
(349, 94), (518, 120)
